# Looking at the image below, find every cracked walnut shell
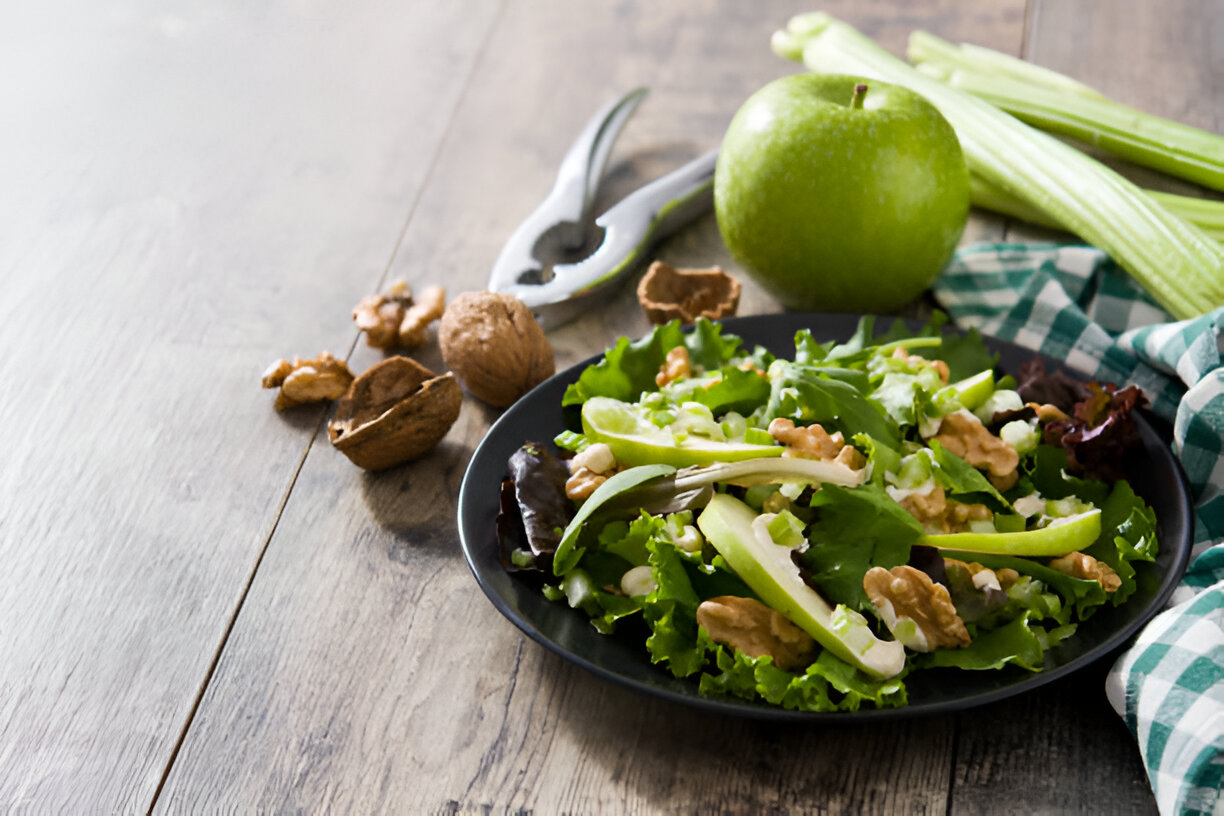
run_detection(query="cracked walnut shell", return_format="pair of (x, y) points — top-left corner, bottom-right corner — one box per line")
(439, 291), (554, 408)
(637, 261), (740, 325)
(327, 356), (460, 470)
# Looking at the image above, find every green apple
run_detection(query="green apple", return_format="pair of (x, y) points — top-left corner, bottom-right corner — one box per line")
(714, 73), (970, 312)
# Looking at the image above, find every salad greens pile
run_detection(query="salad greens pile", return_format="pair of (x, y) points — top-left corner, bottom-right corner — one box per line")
(496, 316), (1158, 712)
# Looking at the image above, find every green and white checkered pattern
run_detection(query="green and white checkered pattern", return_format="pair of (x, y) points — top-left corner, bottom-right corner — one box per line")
(935, 243), (1223, 816)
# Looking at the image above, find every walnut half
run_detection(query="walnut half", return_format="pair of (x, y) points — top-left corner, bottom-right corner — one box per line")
(696, 595), (816, 671)
(863, 565), (970, 652)
(262, 351), (354, 411)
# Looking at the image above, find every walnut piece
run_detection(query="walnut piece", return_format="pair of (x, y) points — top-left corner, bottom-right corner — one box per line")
(931, 410), (1020, 490)
(352, 280), (446, 350)
(262, 351), (354, 411)
(439, 291), (554, 408)
(397, 285), (446, 349)
(655, 346), (691, 387)
(769, 417), (842, 459)
(896, 484), (992, 534)
(565, 467), (607, 501)
(637, 261), (741, 325)
(863, 565), (971, 652)
(1049, 551), (1122, 593)
(696, 596), (816, 671)
(353, 280), (413, 349)
(326, 356), (460, 470)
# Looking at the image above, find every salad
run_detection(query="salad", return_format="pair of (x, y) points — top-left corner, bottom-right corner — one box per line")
(495, 315), (1158, 712)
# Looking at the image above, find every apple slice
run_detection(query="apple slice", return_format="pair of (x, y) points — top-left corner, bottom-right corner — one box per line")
(582, 396), (782, 467)
(921, 509), (1101, 556)
(697, 493), (906, 679)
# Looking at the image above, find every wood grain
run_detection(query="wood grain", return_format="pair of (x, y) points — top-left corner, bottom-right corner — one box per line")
(0, 0), (499, 810)
(155, 2), (1029, 813)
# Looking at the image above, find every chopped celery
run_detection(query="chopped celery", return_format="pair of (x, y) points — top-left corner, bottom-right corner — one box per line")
(909, 31), (1224, 192)
(772, 13), (1224, 320)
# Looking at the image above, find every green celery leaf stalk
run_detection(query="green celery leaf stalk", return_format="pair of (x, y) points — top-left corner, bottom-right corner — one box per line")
(909, 31), (1224, 192)
(970, 174), (1224, 243)
(771, 13), (1224, 320)
(907, 30), (1105, 101)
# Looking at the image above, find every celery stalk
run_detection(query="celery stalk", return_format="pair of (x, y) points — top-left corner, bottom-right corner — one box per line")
(772, 13), (1224, 321)
(909, 31), (1224, 192)
(908, 30), (1104, 101)
(971, 174), (1224, 243)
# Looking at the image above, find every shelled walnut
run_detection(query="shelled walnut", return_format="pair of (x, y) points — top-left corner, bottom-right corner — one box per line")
(439, 291), (554, 408)
(327, 356), (460, 470)
(352, 280), (446, 350)
(262, 351), (354, 411)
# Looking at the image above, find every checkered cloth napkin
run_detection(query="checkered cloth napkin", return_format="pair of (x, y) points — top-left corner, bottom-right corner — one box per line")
(934, 243), (1224, 816)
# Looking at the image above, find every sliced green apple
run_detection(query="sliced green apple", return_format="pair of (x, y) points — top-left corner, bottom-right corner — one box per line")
(696, 493), (905, 679)
(947, 369), (995, 411)
(922, 509), (1101, 557)
(582, 396), (782, 468)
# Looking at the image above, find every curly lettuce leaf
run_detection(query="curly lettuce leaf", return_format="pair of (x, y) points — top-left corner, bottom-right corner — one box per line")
(1085, 478), (1158, 604)
(801, 483), (922, 610)
(642, 530), (707, 677)
(562, 318), (747, 406)
(698, 646), (907, 712)
(939, 548), (1108, 620)
(920, 613), (1045, 671)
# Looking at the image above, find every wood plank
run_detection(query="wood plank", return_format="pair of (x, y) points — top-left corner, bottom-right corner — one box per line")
(156, 1), (1027, 812)
(946, 1), (1224, 812)
(0, 1), (499, 810)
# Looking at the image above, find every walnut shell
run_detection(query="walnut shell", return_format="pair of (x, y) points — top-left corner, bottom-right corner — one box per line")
(637, 261), (740, 325)
(438, 291), (554, 408)
(327, 356), (461, 470)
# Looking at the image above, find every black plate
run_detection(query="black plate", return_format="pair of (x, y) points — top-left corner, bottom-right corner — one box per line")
(456, 313), (1194, 720)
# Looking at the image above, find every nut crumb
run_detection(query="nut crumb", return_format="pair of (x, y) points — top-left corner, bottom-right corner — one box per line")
(696, 595), (816, 671)
(863, 565), (970, 652)
(262, 351), (354, 411)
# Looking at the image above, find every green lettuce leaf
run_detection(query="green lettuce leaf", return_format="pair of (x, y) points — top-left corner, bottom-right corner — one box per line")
(642, 531), (708, 677)
(1085, 479), (1158, 604)
(802, 483), (923, 610)
(920, 613), (1044, 671)
(929, 439), (1013, 512)
(764, 363), (900, 448)
(697, 646), (907, 712)
(562, 318), (746, 406)
(938, 549), (1108, 620)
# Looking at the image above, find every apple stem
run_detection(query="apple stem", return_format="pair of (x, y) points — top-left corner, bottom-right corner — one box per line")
(850, 83), (868, 109)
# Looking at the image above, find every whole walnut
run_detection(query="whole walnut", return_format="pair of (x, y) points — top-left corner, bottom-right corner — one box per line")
(439, 291), (554, 407)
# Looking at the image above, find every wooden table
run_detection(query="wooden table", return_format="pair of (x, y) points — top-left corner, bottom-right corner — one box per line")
(3, 1), (1217, 812)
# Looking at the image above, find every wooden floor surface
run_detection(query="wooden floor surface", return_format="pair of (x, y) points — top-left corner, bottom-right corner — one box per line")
(1, 0), (1217, 812)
